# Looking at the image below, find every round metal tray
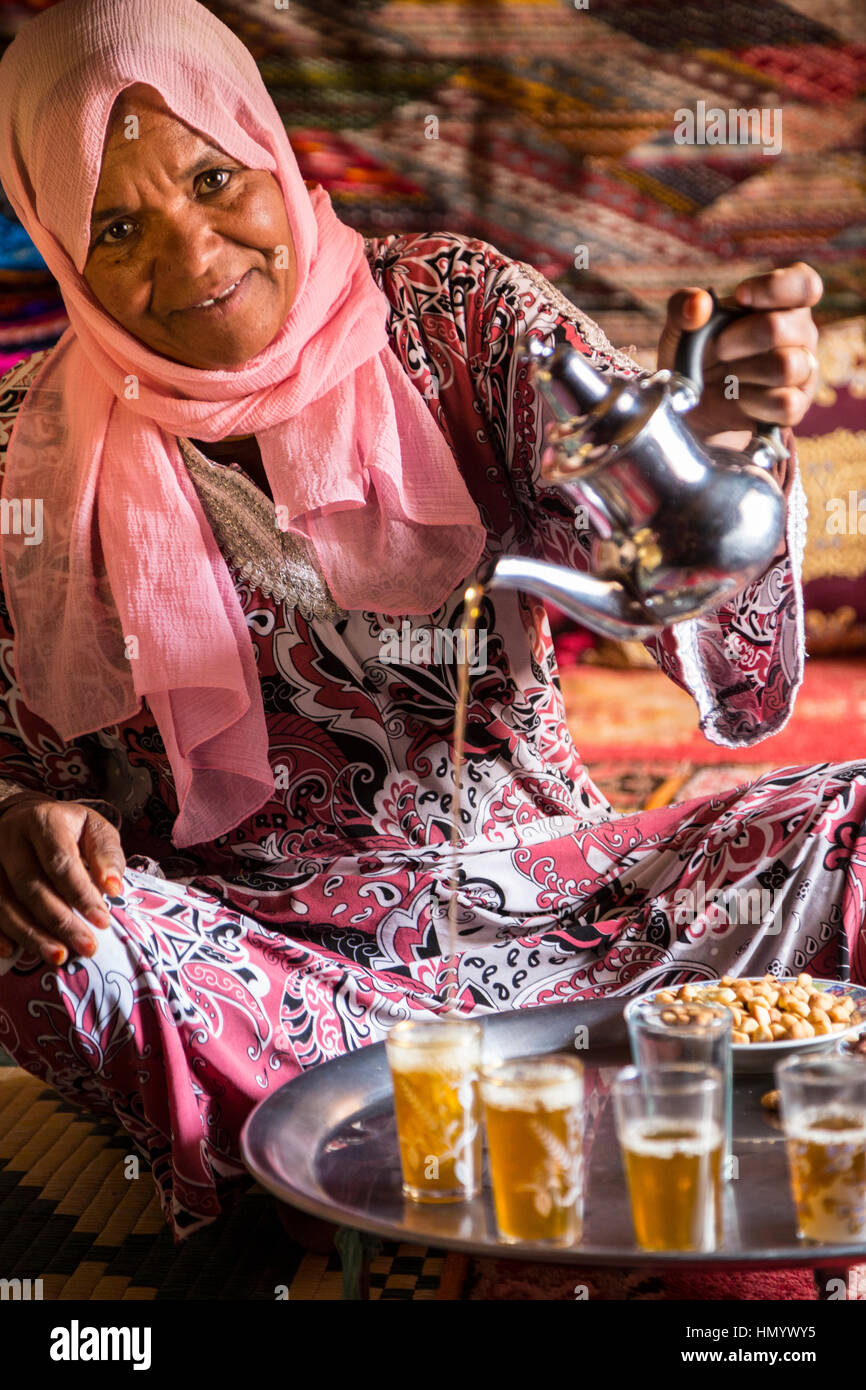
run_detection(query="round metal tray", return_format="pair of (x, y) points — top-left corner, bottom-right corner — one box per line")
(241, 998), (866, 1267)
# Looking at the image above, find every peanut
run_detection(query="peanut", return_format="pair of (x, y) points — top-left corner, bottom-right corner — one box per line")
(749, 1003), (772, 1031)
(785, 998), (810, 1019)
(787, 1018), (812, 1039)
(830, 998), (855, 1020)
(660, 977), (859, 1046)
(808, 1008), (831, 1029)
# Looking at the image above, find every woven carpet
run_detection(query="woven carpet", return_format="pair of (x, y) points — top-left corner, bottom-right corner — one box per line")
(0, 1068), (451, 1300)
(562, 654), (866, 771)
(462, 1258), (866, 1300)
(1, 0), (864, 366)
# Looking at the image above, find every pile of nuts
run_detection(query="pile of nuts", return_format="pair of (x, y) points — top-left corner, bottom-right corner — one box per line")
(654, 974), (859, 1045)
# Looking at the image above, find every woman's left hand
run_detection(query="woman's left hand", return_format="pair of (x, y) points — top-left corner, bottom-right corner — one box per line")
(655, 262), (823, 460)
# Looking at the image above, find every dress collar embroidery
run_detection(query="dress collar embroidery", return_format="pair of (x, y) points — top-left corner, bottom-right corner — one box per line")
(177, 435), (347, 622)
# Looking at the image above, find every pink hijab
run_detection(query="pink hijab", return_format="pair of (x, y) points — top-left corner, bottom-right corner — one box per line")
(0, 0), (486, 849)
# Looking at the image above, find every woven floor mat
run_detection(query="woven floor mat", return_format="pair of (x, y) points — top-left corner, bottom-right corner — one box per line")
(464, 1257), (866, 1301)
(0, 1069), (453, 1300)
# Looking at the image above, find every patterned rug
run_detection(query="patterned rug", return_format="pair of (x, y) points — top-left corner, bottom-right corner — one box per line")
(0, 1068), (450, 1300)
(561, 655), (866, 767)
(463, 1257), (866, 1300)
(1, 0), (864, 365)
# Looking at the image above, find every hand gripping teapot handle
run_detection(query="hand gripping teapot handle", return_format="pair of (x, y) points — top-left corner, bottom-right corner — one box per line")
(673, 289), (789, 465)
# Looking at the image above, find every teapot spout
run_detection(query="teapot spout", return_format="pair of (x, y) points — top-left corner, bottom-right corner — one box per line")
(479, 555), (663, 641)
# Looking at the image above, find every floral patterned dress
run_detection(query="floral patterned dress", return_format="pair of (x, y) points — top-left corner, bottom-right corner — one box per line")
(0, 232), (863, 1240)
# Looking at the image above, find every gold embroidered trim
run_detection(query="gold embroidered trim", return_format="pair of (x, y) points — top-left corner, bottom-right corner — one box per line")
(177, 437), (347, 621)
(515, 260), (644, 374)
(812, 316), (866, 408)
(797, 428), (866, 582)
(805, 606), (866, 653)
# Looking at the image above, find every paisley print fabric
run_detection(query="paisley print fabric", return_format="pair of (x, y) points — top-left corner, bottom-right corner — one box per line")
(0, 232), (863, 1242)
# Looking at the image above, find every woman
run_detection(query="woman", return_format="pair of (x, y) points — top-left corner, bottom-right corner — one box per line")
(0, 0), (860, 1241)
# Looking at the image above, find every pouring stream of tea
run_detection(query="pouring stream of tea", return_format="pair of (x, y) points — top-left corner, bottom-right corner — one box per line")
(443, 578), (484, 1013)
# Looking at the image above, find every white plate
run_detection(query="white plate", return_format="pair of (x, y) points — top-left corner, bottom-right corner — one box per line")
(639, 978), (866, 1075)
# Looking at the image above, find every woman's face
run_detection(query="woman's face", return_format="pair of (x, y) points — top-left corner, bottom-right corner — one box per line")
(83, 84), (296, 370)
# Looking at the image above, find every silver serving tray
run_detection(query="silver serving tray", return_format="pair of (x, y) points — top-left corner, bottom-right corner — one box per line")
(241, 998), (866, 1267)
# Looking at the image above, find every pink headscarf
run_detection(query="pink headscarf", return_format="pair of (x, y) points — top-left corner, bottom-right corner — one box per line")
(0, 0), (486, 848)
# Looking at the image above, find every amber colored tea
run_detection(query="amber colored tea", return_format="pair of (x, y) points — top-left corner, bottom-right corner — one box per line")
(442, 580), (484, 1009)
(621, 1118), (723, 1252)
(388, 1032), (482, 1202)
(785, 1106), (866, 1242)
(481, 1060), (583, 1245)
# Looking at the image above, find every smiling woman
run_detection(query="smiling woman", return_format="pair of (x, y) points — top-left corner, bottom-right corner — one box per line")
(84, 83), (297, 370)
(0, 0), (862, 1250)
(0, 0), (488, 858)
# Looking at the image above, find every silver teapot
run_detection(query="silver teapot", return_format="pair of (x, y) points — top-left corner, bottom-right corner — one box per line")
(478, 292), (788, 640)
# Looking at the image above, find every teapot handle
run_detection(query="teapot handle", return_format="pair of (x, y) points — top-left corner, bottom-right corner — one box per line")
(673, 289), (788, 464)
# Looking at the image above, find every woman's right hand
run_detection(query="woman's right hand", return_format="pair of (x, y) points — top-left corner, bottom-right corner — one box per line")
(0, 797), (126, 966)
